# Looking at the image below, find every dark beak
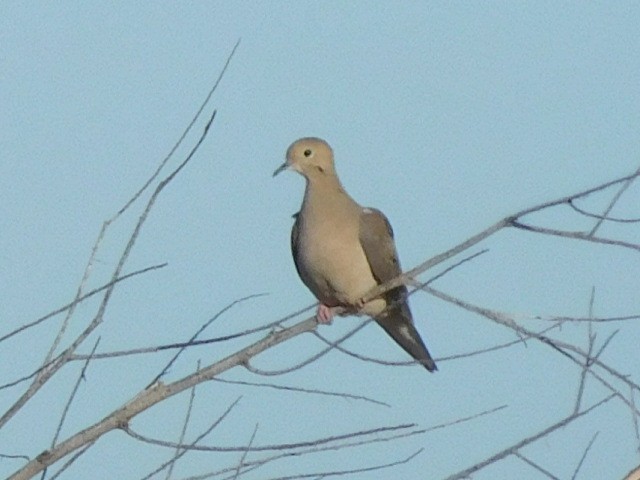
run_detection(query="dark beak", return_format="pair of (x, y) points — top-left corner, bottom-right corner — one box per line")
(272, 162), (288, 177)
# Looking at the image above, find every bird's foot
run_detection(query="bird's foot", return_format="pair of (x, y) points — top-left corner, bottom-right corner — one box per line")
(350, 297), (367, 314)
(315, 304), (334, 324)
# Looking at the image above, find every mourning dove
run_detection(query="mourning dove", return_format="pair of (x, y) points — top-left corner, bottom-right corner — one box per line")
(273, 137), (437, 372)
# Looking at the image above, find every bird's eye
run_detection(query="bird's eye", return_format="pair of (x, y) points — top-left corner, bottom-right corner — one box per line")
(303, 149), (312, 157)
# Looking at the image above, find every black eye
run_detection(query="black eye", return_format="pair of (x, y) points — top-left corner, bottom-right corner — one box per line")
(303, 149), (312, 157)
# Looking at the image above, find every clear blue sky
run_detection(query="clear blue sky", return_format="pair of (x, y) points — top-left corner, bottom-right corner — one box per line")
(1, 3), (639, 479)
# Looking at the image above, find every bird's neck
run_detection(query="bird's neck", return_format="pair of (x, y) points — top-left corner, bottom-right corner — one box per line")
(301, 175), (358, 220)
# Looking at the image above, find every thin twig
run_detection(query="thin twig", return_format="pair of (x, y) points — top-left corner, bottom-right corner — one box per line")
(115, 39), (240, 217)
(212, 377), (390, 407)
(261, 449), (422, 480)
(188, 405), (504, 480)
(164, 361), (201, 480)
(421, 284), (640, 394)
(68, 318), (288, 362)
(360, 168), (640, 303)
(47, 443), (94, 480)
(41, 338), (100, 480)
(312, 328), (423, 368)
(0, 109), (218, 432)
(512, 221), (640, 252)
(244, 320), (370, 376)
(232, 424), (258, 480)
(575, 288), (596, 413)
(568, 198), (640, 223)
(0, 453), (29, 461)
(444, 395), (615, 480)
(9, 316), (317, 479)
(421, 249), (489, 286)
(593, 329), (619, 361)
(533, 313), (640, 323)
(587, 164), (640, 236)
(41, 223), (107, 368)
(140, 398), (241, 480)
(439, 324), (561, 363)
(514, 452), (560, 480)
(149, 293), (267, 387)
(421, 405), (508, 433)
(571, 432), (599, 480)
(631, 387), (640, 456)
(0, 264), (167, 345)
(178, 425), (424, 480)
(125, 423), (415, 453)
(2, 40), (237, 432)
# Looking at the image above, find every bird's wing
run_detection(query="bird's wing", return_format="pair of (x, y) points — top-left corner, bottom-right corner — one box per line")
(359, 208), (437, 372)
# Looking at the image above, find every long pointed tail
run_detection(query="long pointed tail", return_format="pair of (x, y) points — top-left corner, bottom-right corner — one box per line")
(376, 305), (437, 372)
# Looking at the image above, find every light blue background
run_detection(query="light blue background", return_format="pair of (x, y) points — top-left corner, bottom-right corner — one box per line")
(1, 3), (639, 479)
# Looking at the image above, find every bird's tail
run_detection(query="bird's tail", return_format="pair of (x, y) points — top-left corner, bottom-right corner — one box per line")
(375, 304), (437, 372)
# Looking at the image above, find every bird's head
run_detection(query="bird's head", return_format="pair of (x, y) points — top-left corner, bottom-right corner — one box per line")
(273, 137), (336, 179)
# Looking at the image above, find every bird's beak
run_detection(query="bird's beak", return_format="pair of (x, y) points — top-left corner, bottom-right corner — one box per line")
(272, 162), (289, 177)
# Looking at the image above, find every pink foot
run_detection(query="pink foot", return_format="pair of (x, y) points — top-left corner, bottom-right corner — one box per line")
(316, 304), (334, 324)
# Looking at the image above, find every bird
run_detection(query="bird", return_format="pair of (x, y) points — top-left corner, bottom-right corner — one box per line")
(273, 137), (437, 372)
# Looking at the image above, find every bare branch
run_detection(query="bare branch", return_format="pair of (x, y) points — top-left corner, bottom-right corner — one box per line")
(359, 167), (640, 305)
(571, 432), (599, 480)
(244, 320), (369, 376)
(0, 453), (29, 462)
(8, 317), (317, 479)
(232, 424), (258, 480)
(624, 464), (640, 480)
(124, 423), (415, 453)
(164, 361), (201, 480)
(183, 425), (425, 480)
(420, 405), (508, 434)
(568, 198), (640, 223)
(212, 377), (390, 407)
(148, 293), (268, 387)
(140, 398), (241, 480)
(421, 284), (640, 395)
(444, 395), (615, 479)
(260, 449), (422, 480)
(631, 387), (640, 456)
(1, 38), (239, 436)
(511, 220), (640, 252)
(47, 443), (94, 480)
(0, 263), (167, 345)
(67, 316), (288, 363)
(114, 39), (240, 218)
(575, 289), (596, 413)
(41, 338), (101, 480)
(535, 313), (640, 323)
(439, 324), (561, 364)
(514, 452), (561, 480)
(0, 109), (217, 432)
(587, 164), (640, 235)
(42, 221), (104, 368)
(187, 405), (503, 480)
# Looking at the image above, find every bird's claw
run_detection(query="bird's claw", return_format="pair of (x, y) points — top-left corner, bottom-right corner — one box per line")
(315, 304), (334, 324)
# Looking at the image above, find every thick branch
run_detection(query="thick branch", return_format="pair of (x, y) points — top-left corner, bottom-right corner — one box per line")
(8, 317), (317, 479)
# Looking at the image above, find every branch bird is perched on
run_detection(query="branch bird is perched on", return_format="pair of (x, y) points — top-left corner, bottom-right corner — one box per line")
(273, 137), (437, 372)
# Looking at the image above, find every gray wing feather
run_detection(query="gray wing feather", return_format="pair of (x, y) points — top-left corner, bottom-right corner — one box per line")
(290, 212), (304, 280)
(359, 208), (437, 372)
(358, 208), (404, 291)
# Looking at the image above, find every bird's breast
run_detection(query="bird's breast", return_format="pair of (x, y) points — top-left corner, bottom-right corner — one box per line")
(296, 221), (382, 312)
